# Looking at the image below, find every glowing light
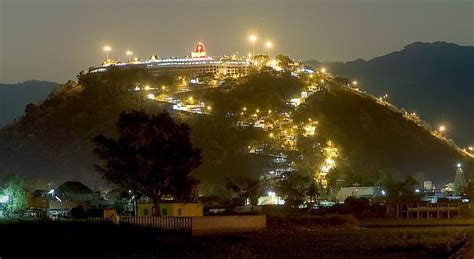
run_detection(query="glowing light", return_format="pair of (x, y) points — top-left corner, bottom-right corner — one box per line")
(381, 190), (386, 196)
(249, 35), (257, 42)
(242, 107), (247, 111)
(321, 68), (326, 73)
(144, 85), (151, 91)
(266, 41), (273, 48)
(269, 133), (274, 138)
(439, 125), (446, 133)
(126, 50), (133, 55)
(457, 163), (462, 168)
(147, 93), (155, 99)
(352, 81), (358, 86)
(207, 105), (212, 111)
(103, 46), (111, 52)
(256, 109), (260, 113)
(188, 96), (194, 102)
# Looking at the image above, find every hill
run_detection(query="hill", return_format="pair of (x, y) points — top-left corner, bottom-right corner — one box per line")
(0, 68), (471, 187)
(305, 42), (474, 146)
(0, 80), (57, 127)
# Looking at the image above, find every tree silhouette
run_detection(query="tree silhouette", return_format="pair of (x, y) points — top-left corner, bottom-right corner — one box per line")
(93, 110), (201, 216)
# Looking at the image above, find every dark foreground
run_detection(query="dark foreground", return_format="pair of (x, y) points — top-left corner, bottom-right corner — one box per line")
(0, 220), (472, 258)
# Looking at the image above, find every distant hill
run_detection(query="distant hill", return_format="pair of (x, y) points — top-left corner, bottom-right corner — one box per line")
(0, 69), (471, 187)
(0, 80), (57, 127)
(305, 42), (474, 146)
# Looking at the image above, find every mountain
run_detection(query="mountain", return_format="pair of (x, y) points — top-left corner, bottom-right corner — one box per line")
(0, 69), (471, 187)
(0, 80), (57, 127)
(305, 42), (474, 146)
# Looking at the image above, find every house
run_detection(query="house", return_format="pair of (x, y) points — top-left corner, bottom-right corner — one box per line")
(136, 202), (203, 217)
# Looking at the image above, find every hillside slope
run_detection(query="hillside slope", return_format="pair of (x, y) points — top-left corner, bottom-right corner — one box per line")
(0, 69), (471, 186)
(305, 42), (474, 145)
(0, 80), (57, 127)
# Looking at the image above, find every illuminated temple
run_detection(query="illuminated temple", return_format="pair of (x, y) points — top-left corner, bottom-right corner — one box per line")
(88, 42), (249, 77)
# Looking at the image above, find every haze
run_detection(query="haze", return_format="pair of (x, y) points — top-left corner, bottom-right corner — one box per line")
(1, 0), (473, 83)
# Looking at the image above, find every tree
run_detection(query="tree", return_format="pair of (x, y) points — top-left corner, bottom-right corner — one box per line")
(93, 110), (202, 216)
(1, 174), (27, 217)
(277, 172), (312, 208)
(225, 177), (262, 211)
(275, 54), (294, 70)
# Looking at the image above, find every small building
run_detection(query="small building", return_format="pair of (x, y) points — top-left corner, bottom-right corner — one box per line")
(387, 201), (464, 219)
(336, 186), (378, 202)
(137, 202), (203, 217)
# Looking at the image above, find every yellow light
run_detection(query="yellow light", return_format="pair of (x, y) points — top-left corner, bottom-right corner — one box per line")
(352, 81), (358, 86)
(266, 41), (273, 48)
(103, 46), (111, 51)
(126, 50), (133, 56)
(268, 110), (272, 114)
(242, 107), (247, 111)
(207, 105), (212, 111)
(189, 96), (194, 102)
(247, 53), (252, 58)
(249, 35), (257, 42)
(147, 93), (155, 99)
(144, 85), (151, 91)
(256, 109), (260, 113)
(162, 86), (166, 90)
(439, 125), (446, 132)
(309, 74), (313, 78)
(269, 133), (274, 138)
(320, 79), (324, 83)
(321, 68), (326, 73)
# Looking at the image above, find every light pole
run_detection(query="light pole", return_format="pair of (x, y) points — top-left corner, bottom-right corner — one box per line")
(162, 85), (166, 95)
(126, 50), (133, 62)
(266, 41), (273, 57)
(103, 46), (111, 62)
(249, 35), (257, 59)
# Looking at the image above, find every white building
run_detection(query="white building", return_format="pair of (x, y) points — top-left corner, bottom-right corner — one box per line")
(89, 42), (249, 78)
(336, 186), (378, 202)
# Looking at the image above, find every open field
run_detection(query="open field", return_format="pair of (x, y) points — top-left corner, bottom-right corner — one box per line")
(0, 220), (472, 258)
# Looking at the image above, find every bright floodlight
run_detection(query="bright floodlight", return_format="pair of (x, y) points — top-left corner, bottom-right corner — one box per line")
(266, 41), (273, 48)
(126, 50), (133, 55)
(457, 163), (462, 168)
(321, 68), (326, 73)
(103, 46), (111, 51)
(352, 81), (358, 86)
(249, 35), (257, 42)
(439, 125), (446, 132)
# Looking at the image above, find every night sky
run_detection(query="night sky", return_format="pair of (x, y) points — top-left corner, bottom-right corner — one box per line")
(0, 0), (473, 83)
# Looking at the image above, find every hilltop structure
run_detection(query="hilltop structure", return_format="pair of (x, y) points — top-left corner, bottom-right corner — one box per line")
(89, 42), (249, 78)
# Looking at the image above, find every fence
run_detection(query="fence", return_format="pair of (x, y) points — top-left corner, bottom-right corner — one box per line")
(120, 216), (192, 231)
(87, 215), (266, 234)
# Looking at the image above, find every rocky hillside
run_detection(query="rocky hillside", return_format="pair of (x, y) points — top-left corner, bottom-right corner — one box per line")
(0, 68), (471, 187)
(305, 42), (474, 145)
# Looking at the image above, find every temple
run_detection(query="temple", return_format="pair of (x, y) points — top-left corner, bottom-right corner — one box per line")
(89, 42), (249, 78)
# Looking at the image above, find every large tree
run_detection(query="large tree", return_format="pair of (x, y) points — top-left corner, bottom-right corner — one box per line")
(93, 110), (201, 216)
(226, 177), (262, 211)
(1, 174), (27, 217)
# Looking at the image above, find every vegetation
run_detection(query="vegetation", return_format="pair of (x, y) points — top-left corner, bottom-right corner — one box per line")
(0, 68), (470, 189)
(1, 174), (27, 217)
(93, 110), (201, 216)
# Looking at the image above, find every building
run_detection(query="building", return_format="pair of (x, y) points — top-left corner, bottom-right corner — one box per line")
(89, 42), (250, 78)
(136, 202), (203, 217)
(387, 201), (465, 219)
(453, 164), (467, 194)
(336, 186), (379, 202)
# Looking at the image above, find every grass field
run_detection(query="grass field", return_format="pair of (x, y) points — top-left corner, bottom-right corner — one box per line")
(0, 220), (471, 258)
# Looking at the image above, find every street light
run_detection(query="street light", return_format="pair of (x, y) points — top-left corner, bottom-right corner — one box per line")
(103, 46), (111, 62)
(265, 41), (273, 57)
(352, 81), (358, 86)
(161, 85), (166, 95)
(321, 68), (326, 73)
(457, 163), (462, 168)
(126, 50), (133, 62)
(249, 35), (257, 59)
(439, 125), (446, 133)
